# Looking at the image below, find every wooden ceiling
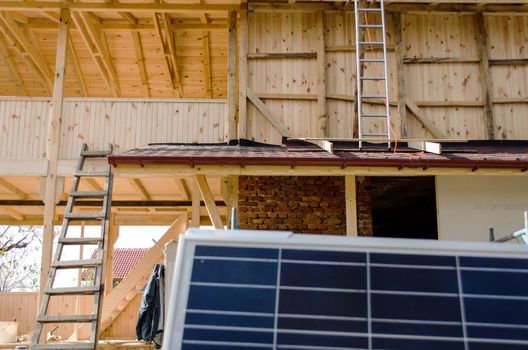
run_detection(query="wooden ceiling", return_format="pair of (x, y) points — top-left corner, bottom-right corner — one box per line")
(0, 1), (241, 98)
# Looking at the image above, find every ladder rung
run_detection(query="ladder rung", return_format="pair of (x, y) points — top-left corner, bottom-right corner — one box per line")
(360, 77), (386, 80)
(70, 191), (107, 198)
(32, 343), (95, 350)
(81, 150), (111, 157)
(358, 8), (382, 12)
(65, 212), (105, 220)
(59, 237), (103, 245)
(37, 314), (97, 323)
(358, 24), (383, 28)
(360, 58), (385, 63)
(51, 258), (102, 269)
(361, 113), (389, 118)
(359, 41), (384, 45)
(361, 95), (386, 99)
(45, 285), (100, 295)
(75, 170), (109, 177)
(362, 132), (390, 137)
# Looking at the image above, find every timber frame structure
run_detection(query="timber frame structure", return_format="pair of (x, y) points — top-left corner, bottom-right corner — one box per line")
(1, 0), (528, 343)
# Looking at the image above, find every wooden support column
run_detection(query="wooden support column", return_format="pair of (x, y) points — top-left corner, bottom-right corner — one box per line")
(316, 10), (328, 136)
(393, 12), (408, 139)
(345, 176), (358, 237)
(227, 10), (237, 141)
(191, 177), (200, 227)
(476, 12), (495, 140)
(40, 7), (70, 301)
(221, 175), (238, 228)
(195, 174), (223, 229)
(238, 4), (248, 139)
(104, 220), (119, 296)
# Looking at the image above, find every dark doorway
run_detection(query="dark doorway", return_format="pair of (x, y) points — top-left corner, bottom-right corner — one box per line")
(370, 176), (438, 240)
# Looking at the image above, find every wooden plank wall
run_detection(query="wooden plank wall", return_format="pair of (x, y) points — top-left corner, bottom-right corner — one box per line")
(0, 292), (140, 339)
(244, 8), (528, 142)
(0, 98), (50, 159)
(0, 98), (227, 160)
(60, 98), (227, 158)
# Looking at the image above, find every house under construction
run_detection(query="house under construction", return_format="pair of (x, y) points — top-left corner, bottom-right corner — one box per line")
(0, 0), (528, 348)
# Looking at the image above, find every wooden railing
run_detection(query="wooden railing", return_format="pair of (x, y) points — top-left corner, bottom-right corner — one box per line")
(0, 97), (227, 160)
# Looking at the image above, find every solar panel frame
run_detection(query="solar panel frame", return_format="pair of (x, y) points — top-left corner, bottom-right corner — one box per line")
(164, 229), (528, 350)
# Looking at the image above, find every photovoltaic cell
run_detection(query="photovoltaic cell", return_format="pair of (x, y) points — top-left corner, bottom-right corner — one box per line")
(167, 232), (528, 350)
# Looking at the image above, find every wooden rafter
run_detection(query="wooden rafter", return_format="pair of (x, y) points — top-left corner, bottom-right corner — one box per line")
(68, 33), (88, 96)
(153, 12), (177, 95)
(0, 34), (28, 95)
(129, 178), (152, 201)
(85, 178), (103, 192)
(132, 31), (150, 97)
(0, 11), (53, 91)
(0, 207), (24, 221)
(162, 13), (183, 96)
(175, 178), (191, 201)
(199, 1), (212, 98)
(194, 174), (223, 229)
(71, 11), (120, 96)
(26, 19), (228, 31)
(0, 177), (29, 199)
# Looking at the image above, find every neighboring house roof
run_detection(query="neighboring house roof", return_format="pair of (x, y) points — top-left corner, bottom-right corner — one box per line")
(108, 139), (528, 171)
(83, 248), (148, 281)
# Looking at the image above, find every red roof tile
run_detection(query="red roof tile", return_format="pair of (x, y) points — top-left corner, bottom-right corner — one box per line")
(84, 248), (149, 281)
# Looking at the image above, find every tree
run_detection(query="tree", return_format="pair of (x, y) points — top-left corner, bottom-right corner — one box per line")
(0, 226), (41, 292)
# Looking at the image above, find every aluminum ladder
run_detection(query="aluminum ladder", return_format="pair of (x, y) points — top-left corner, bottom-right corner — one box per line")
(354, 0), (391, 149)
(31, 143), (113, 350)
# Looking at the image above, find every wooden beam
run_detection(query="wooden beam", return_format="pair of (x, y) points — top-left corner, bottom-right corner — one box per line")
(0, 2), (241, 13)
(0, 11), (53, 91)
(194, 174), (223, 229)
(0, 177), (29, 199)
(0, 207), (24, 221)
(71, 11), (120, 96)
(152, 12), (176, 95)
(129, 178), (151, 201)
(221, 176), (238, 229)
(227, 10), (237, 141)
(191, 177), (200, 227)
(86, 178), (103, 192)
(162, 13), (183, 97)
(104, 221), (119, 296)
(393, 12), (408, 138)
(345, 176), (357, 237)
(405, 98), (446, 139)
(475, 12), (495, 140)
(67, 34), (88, 96)
(247, 52), (317, 59)
(316, 10), (328, 136)
(407, 141), (442, 154)
(238, 4), (248, 139)
(132, 31), (150, 97)
(246, 88), (291, 137)
(99, 214), (187, 334)
(41, 7), (70, 302)
(202, 31), (212, 98)
(0, 34), (28, 95)
(176, 178), (191, 201)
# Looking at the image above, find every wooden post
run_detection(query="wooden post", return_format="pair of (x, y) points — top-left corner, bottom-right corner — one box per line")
(238, 4), (248, 139)
(316, 10), (328, 136)
(476, 12), (495, 140)
(393, 12), (408, 139)
(40, 7), (70, 302)
(191, 178), (200, 227)
(221, 175), (238, 228)
(345, 176), (358, 237)
(227, 10), (238, 141)
(104, 221), (119, 296)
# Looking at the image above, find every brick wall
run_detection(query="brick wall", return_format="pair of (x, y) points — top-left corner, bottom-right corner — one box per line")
(238, 176), (346, 235)
(356, 176), (373, 237)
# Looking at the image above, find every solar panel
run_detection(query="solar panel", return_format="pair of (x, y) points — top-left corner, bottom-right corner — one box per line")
(164, 230), (528, 350)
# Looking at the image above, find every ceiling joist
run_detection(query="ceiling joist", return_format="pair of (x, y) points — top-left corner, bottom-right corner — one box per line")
(129, 178), (152, 201)
(0, 177), (29, 199)
(0, 34), (28, 95)
(0, 11), (53, 91)
(72, 11), (120, 96)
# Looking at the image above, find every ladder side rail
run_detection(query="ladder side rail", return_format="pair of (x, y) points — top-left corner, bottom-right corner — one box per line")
(354, 0), (364, 148)
(380, 0), (391, 149)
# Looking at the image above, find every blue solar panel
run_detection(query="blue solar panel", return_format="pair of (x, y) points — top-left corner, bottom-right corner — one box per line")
(165, 230), (528, 350)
